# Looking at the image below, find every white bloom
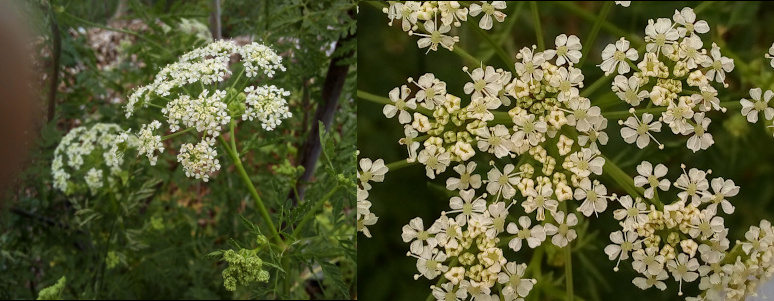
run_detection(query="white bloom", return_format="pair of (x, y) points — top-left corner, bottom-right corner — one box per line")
(163, 89), (231, 135)
(497, 262), (536, 297)
(688, 210), (724, 239)
(740, 88), (774, 123)
(477, 125), (514, 158)
(565, 97), (601, 132)
(358, 158), (388, 191)
(464, 65), (504, 100)
(550, 66), (584, 102)
(447, 189), (487, 226)
(633, 161), (670, 199)
(564, 148), (605, 178)
(705, 177), (738, 214)
(604, 230), (641, 271)
(84, 168), (104, 195)
(415, 19), (459, 53)
(544, 34), (582, 66)
(632, 270), (668, 291)
(612, 75), (649, 106)
(574, 178), (610, 217)
(447, 162), (483, 191)
(674, 166), (710, 206)
(512, 112), (547, 146)
(358, 211), (378, 238)
(600, 37), (638, 75)
(136, 120), (165, 166)
(632, 246), (665, 275)
(678, 35), (708, 69)
(431, 282), (467, 301)
(412, 74), (448, 110)
(384, 85), (418, 124)
(238, 42), (285, 78)
(413, 247), (448, 280)
(177, 137), (220, 182)
(672, 7), (710, 37)
(514, 46), (545, 83)
(469, 1), (507, 30)
(620, 112), (663, 149)
(402, 217), (439, 255)
(544, 211), (578, 248)
(684, 112), (714, 152)
(701, 43), (734, 87)
(522, 182), (558, 221)
(486, 163), (521, 200)
(506, 216), (546, 251)
(243, 85), (291, 131)
(615, 1), (631, 7)
(662, 96), (694, 134)
(418, 145), (451, 179)
(613, 195), (650, 230)
(399, 125), (421, 163)
(766, 42), (774, 68)
(644, 18), (679, 55)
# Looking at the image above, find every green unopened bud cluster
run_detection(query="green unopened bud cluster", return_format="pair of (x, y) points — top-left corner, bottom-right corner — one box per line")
(221, 249), (270, 291)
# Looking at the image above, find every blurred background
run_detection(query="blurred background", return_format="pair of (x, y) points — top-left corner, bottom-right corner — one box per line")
(358, 1), (774, 300)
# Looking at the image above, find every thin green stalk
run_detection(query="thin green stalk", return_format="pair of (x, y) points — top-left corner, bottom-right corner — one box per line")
(385, 159), (414, 172)
(530, 2), (545, 51)
(357, 90), (434, 116)
(468, 22), (515, 72)
(161, 127), (195, 140)
(218, 135), (283, 246)
(553, 1), (645, 48)
(602, 101), (743, 119)
(578, 2), (613, 68)
(559, 201), (574, 301)
(292, 185), (341, 237)
(579, 75), (613, 98)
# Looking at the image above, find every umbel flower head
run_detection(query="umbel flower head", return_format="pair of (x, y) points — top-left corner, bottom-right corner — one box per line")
(121, 40), (291, 181)
(53, 123), (136, 195)
(602, 7), (733, 153)
(221, 249), (270, 291)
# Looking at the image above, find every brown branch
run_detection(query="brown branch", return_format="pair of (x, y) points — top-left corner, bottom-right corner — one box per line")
(209, 0), (222, 40)
(289, 20), (355, 205)
(47, 8), (61, 123)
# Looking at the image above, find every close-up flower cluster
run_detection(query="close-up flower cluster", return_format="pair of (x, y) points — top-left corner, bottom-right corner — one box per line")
(359, 2), (774, 301)
(121, 40), (291, 181)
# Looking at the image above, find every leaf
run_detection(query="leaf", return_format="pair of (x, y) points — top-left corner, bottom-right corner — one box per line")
(238, 214), (260, 234)
(319, 261), (349, 299)
(261, 261), (286, 274)
(204, 250), (224, 259)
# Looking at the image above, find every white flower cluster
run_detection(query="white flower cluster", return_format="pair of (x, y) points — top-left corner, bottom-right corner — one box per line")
(52, 123), (134, 195)
(238, 42), (286, 78)
(379, 36), (622, 300)
(122, 40), (289, 181)
(177, 137), (220, 182)
(604, 161), (774, 299)
(382, 1), (507, 53)
(136, 120), (165, 166)
(601, 7), (734, 152)
(243, 85), (292, 131)
(357, 158), (388, 238)
(163, 89), (231, 135)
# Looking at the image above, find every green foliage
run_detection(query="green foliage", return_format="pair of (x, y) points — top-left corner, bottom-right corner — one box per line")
(37, 276), (66, 300)
(2, 0), (356, 299)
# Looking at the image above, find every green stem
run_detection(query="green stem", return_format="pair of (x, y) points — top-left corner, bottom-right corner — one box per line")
(559, 200), (574, 301)
(468, 22), (515, 73)
(357, 90), (434, 116)
(217, 134), (283, 246)
(552, 1), (645, 48)
(161, 127), (195, 141)
(602, 101), (743, 119)
(578, 2), (613, 68)
(292, 185), (341, 237)
(530, 2), (545, 51)
(580, 75), (613, 98)
(385, 159), (414, 172)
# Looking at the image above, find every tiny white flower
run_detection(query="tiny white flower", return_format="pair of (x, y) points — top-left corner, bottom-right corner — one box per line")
(418, 145), (451, 179)
(415, 19), (459, 53)
(705, 177), (738, 214)
(402, 217), (439, 255)
(564, 148), (605, 178)
(506, 216), (546, 252)
(544, 34), (582, 66)
(514, 46), (545, 83)
(511, 112), (547, 146)
(477, 125), (514, 158)
(701, 43), (734, 87)
(644, 18), (679, 56)
(684, 112), (714, 152)
(604, 230), (641, 271)
(633, 161), (670, 199)
(574, 178), (611, 217)
(412, 74), (448, 110)
(632, 269), (668, 291)
(613, 195), (650, 230)
(620, 112), (663, 149)
(632, 246), (665, 275)
(446, 189), (487, 226)
(497, 262), (536, 298)
(446, 162), (483, 191)
(614, 1), (631, 7)
(399, 125), (421, 163)
(384, 85), (418, 124)
(565, 97), (601, 132)
(358, 158), (389, 191)
(612, 74), (649, 106)
(486, 163), (522, 200)
(522, 182), (558, 221)
(674, 165), (710, 206)
(740, 88), (774, 123)
(431, 282), (468, 301)
(600, 38), (638, 76)
(544, 211), (578, 248)
(469, 1), (507, 30)
(672, 7), (710, 37)
(766, 42), (774, 68)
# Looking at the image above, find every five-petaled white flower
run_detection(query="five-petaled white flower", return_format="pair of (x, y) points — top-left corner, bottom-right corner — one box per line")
(384, 85), (417, 124)
(620, 111), (663, 149)
(684, 112), (714, 152)
(522, 182), (558, 221)
(358, 158), (388, 190)
(604, 230), (642, 272)
(402, 217), (439, 255)
(469, 1), (507, 30)
(497, 262), (537, 298)
(545, 34), (582, 66)
(600, 38), (639, 76)
(506, 216), (546, 252)
(544, 211), (578, 248)
(446, 161), (483, 191)
(740, 88), (774, 123)
(633, 161), (671, 200)
(613, 195), (651, 231)
(574, 178), (611, 217)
